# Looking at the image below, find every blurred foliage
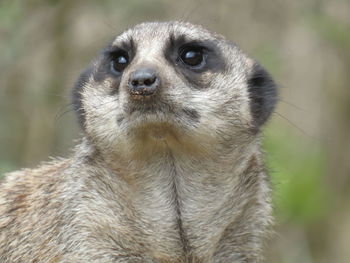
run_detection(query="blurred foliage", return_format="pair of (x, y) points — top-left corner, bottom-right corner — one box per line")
(309, 13), (350, 51)
(1, 0), (350, 262)
(265, 122), (329, 224)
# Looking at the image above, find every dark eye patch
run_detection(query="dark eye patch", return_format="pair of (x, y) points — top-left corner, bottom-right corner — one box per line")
(87, 39), (136, 94)
(102, 38), (136, 75)
(164, 33), (226, 89)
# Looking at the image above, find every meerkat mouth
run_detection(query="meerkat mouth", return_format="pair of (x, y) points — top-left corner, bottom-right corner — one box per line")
(127, 105), (166, 118)
(125, 98), (174, 117)
(121, 98), (201, 129)
(129, 93), (156, 101)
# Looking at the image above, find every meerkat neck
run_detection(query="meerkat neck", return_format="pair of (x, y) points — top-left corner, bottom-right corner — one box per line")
(76, 135), (262, 186)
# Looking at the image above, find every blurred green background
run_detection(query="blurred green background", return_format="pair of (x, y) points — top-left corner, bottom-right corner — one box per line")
(0, 0), (349, 262)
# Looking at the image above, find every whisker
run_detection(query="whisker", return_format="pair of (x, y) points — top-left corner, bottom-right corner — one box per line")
(279, 98), (309, 113)
(54, 103), (75, 124)
(274, 111), (322, 141)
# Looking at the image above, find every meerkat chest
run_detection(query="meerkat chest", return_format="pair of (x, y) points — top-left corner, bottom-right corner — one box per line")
(73, 159), (239, 261)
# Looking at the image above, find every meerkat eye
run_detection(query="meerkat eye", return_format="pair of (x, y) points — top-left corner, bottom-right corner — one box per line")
(110, 51), (129, 74)
(179, 46), (205, 67)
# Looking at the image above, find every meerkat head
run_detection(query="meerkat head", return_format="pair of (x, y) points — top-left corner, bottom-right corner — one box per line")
(73, 21), (277, 157)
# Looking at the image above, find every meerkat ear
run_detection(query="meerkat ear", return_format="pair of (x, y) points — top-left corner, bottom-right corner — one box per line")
(72, 66), (94, 129)
(247, 61), (278, 129)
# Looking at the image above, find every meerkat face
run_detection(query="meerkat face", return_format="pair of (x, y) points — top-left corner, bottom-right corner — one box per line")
(73, 21), (277, 154)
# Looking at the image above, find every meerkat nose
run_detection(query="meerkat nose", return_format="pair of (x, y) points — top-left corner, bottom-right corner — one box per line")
(128, 68), (160, 96)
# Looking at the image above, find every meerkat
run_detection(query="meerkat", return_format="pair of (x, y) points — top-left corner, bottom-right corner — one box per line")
(0, 21), (277, 262)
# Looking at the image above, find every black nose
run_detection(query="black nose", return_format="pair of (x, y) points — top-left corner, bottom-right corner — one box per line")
(128, 68), (160, 96)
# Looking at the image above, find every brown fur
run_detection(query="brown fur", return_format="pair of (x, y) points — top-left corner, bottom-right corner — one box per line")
(0, 21), (277, 262)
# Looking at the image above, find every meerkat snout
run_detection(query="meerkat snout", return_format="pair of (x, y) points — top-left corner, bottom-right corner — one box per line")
(128, 67), (160, 96)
